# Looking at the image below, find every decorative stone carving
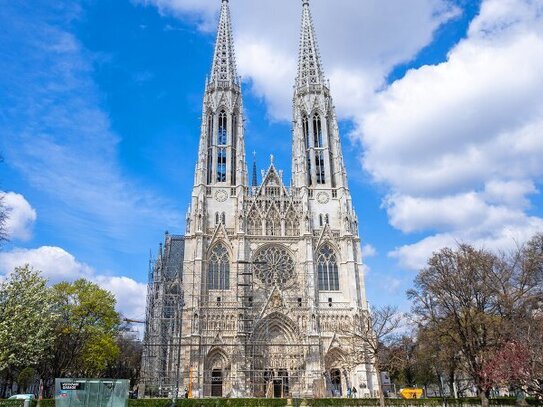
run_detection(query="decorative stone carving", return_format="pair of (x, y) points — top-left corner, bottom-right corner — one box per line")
(253, 245), (296, 288)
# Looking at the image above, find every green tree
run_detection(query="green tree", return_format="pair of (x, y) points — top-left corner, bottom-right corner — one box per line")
(41, 279), (120, 390)
(0, 266), (56, 396)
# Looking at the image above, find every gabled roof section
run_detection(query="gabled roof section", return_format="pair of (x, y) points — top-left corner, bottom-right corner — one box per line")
(210, 0), (239, 85)
(257, 159), (289, 197)
(296, 0), (325, 88)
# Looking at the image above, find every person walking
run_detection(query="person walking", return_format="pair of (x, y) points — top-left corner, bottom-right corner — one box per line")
(352, 386), (358, 399)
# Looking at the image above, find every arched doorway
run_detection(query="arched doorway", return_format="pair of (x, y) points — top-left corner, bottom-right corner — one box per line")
(204, 348), (230, 397)
(251, 312), (304, 398)
(325, 348), (348, 397)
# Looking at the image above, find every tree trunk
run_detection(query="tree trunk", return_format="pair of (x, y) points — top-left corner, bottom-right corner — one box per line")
(480, 389), (490, 407)
(375, 366), (385, 407)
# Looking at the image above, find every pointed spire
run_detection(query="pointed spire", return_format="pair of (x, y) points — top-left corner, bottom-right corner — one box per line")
(252, 151), (258, 187)
(296, 0), (325, 88)
(210, 0), (239, 85)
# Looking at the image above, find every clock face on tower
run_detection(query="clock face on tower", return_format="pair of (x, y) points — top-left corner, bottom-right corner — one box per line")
(317, 192), (330, 204)
(215, 189), (228, 202)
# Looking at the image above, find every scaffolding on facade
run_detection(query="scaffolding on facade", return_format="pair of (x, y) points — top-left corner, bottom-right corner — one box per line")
(140, 232), (374, 399)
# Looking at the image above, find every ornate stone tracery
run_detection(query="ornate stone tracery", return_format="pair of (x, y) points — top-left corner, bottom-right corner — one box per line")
(253, 245), (296, 288)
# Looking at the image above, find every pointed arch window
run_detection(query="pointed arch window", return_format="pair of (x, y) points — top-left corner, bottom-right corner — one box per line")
(207, 113), (214, 184)
(208, 244), (230, 290)
(248, 210), (262, 235)
(286, 211), (300, 236)
(218, 110), (227, 145)
(266, 209), (281, 236)
(317, 244), (339, 291)
(315, 151), (326, 184)
(231, 112), (238, 185)
(313, 114), (323, 148)
(217, 148), (227, 182)
(302, 115), (312, 186)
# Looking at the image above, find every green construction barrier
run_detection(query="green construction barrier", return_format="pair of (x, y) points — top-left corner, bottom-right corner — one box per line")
(54, 379), (129, 407)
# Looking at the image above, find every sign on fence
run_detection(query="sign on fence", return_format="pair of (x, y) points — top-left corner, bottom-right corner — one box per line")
(55, 379), (129, 407)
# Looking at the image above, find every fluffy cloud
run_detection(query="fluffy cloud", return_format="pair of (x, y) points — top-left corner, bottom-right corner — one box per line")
(362, 0), (543, 268)
(362, 244), (378, 258)
(0, 246), (147, 318)
(0, 2), (182, 258)
(1, 192), (37, 241)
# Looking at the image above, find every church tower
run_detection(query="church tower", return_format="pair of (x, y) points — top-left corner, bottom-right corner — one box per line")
(141, 0), (376, 399)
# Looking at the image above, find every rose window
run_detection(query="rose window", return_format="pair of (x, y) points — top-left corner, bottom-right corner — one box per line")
(253, 246), (295, 288)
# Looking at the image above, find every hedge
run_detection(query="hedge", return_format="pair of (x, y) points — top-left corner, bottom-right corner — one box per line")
(130, 399), (289, 407)
(17, 398), (543, 407)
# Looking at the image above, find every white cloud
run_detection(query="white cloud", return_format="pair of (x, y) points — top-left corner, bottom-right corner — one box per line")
(362, 244), (378, 258)
(354, 0), (543, 269)
(0, 2), (182, 258)
(0, 246), (147, 318)
(1, 192), (37, 241)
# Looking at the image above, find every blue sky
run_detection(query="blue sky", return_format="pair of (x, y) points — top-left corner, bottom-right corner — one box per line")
(2, 0), (543, 317)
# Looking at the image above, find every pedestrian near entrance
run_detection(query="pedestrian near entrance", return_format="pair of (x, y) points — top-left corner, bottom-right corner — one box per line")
(352, 387), (358, 398)
(347, 387), (352, 398)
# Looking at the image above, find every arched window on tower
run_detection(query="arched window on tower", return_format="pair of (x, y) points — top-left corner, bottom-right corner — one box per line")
(218, 110), (227, 145)
(302, 115), (312, 186)
(217, 148), (227, 182)
(313, 114), (323, 148)
(208, 244), (230, 290)
(315, 151), (325, 184)
(231, 112), (238, 185)
(221, 212), (226, 225)
(317, 244), (339, 291)
(207, 113), (214, 184)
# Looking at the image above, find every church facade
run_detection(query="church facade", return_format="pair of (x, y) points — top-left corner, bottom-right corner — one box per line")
(141, 0), (377, 399)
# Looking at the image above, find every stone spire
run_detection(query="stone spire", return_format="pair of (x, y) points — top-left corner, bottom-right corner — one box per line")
(210, 0), (239, 85)
(296, 0), (325, 88)
(252, 151), (258, 188)
(291, 0), (348, 192)
(192, 0), (247, 191)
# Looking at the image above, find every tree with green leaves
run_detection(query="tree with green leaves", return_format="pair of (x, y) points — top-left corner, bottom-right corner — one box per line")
(0, 265), (57, 397)
(40, 279), (120, 393)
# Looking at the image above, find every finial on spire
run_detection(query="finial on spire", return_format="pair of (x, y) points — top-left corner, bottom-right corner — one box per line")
(302, 0), (309, 6)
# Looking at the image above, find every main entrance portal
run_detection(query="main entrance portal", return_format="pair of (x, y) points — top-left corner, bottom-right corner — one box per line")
(250, 312), (305, 398)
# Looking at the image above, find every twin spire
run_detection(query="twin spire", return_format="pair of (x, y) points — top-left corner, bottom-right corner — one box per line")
(210, 0), (325, 88)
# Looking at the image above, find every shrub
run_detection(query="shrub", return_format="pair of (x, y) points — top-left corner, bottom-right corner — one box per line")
(0, 402), (24, 407)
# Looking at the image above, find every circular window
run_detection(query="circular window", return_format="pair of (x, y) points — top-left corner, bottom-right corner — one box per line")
(253, 246), (296, 288)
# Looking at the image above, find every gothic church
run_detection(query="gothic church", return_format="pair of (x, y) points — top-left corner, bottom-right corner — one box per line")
(141, 0), (376, 399)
